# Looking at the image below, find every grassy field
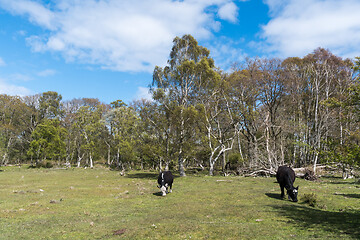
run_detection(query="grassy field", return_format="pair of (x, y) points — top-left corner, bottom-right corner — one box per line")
(0, 166), (359, 239)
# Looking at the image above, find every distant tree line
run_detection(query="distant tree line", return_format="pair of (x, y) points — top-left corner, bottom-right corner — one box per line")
(1, 35), (359, 176)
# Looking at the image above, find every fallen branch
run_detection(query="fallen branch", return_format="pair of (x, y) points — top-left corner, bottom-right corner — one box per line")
(244, 169), (276, 177)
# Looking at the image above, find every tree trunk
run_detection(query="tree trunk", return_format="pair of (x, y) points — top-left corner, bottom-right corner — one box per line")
(222, 151), (226, 173)
(237, 134), (244, 161)
(77, 148), (84, 168)
(313, 152), (319, 173)
(209, 161), (215, 176)
(2, 152), (8, 166)
(165, 160), (169, 171)
(178, 149), (186, 176)
(178, 109), (186, 177)
(116, 147), (120, 169)
(105, 141), (111, 166)
(77, 155), (82, 168)
(89, 152), (94, 168)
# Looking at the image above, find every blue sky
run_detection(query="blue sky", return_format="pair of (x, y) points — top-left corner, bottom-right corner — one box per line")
(1, 0), (360, 104)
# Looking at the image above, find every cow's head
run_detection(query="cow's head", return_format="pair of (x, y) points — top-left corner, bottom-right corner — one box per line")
(287, 186), (299, 202)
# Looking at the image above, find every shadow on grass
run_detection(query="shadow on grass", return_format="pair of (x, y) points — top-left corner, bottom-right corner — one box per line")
(265, 193), (282, 200)
(325, 181), (359, 185)
(271, 204), (360, 238)
(335, 193), (360, 199)
(126, 172), (159, 179)
(321, 176), (359, 185)
(152, 192), (163, 197)
(321, 175), (343, 180)
(126, 172), (181, 180)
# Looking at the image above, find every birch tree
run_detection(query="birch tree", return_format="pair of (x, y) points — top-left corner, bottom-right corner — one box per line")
(132, 99), (176, 170)
(257, 58), (286, 171)
(104, 102), (139, 170)
(152, 34), (218, 176)
(196, 71), (240, 175)
(74, 99), (107, 168)
(229, 59), (264, 168)
(0, 95), (32, 165)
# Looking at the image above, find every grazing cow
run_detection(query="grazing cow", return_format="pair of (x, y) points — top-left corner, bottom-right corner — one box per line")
(157, 171), (174, 196)
(276, 166), (299, 202)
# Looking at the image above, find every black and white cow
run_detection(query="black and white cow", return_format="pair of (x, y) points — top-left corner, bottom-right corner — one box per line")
(276, 166), (299, 202)
(157, 171), (174, 196)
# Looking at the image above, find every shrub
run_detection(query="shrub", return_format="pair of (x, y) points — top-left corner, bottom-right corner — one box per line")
(35, 161), (53, 168)
(45, 161), (53, 168)
(227, 153), (245, 170)
(302, 193), (317, 207)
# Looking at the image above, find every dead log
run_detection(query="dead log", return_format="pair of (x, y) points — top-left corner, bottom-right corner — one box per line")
(244, 169), (276, 177)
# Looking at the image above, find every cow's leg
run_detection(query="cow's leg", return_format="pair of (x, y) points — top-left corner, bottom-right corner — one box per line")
(165, 183), (169, 194)
(169, 184), (172, 193)
(280, 184), (285, 198)
(160, 186), (167, 196)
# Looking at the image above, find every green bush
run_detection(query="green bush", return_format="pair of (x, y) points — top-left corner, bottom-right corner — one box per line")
(35, 161), (53, 168)
(227, 153), (245, 170)
(45, 161), (53, 168)
(302, 193), (317, 207)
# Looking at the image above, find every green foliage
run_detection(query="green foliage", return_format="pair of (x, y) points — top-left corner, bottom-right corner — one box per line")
(0, 94), (33, 164)
(348, 82), (360, 118)
(27, 119), (66, 162)
(110, 99), (126, 109)
(34, 161), (54, 168)
(302, 193), (317, 207)
(104, 104), (140, 167)
(152, 34), (220, 175)
(322, 138), (360, 167)
(39, 91), (63, 120)
(1, 40), (360, 175)
(228, 153), (245, 166)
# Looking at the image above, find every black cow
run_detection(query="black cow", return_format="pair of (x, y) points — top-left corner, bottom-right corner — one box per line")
(157, 171), (174, 196)
(276, 166), (299, 202)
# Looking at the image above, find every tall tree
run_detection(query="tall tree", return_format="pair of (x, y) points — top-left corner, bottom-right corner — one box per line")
(132, 99), (176, 170)
(39, 91), (63, 120)
(196, 72), (240, 175)
(73, 99), (107, 168)
(229, 59), (264, 168)
(104, 101), (139, 170)
(152, 34), (218, 176)
(27, 118), (66, 165)
(257, 58), (286, 171)
(0, 95), (32, 165)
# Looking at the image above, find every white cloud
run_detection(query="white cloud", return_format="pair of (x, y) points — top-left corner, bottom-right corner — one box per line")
(37, 69), (56, 77)
(263, 0), (287, 16)
(262, 0), (360, 58)
(218, 2), (238, 23)
(0, 78), (32, 96)
(0, 57), (5, 66)
(134, 86), (152, 101)
(0, 0), (240, 72)
(0, 0), (56, 30)
(10, 73), (32, 82)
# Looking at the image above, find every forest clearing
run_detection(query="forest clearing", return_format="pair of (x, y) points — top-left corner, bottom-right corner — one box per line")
(0, 165), (359, 239)
(1, 2), (360, 239)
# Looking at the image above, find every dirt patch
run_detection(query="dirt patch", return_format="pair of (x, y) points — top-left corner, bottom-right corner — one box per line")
(113, 229), (126, 235)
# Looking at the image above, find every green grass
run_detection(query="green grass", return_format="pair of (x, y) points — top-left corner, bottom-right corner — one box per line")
(0, 166), (359, 239)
